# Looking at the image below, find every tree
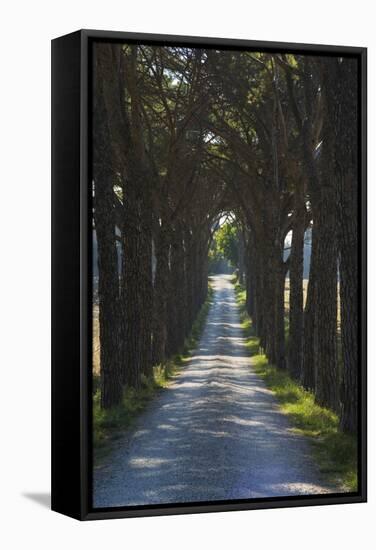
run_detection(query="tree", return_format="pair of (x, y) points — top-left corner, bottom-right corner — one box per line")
(93, 44), (123, 408)
(326, 57), (359, 433)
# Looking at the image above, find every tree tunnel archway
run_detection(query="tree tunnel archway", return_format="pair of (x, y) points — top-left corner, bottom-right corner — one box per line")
(92, 42), (359, 434)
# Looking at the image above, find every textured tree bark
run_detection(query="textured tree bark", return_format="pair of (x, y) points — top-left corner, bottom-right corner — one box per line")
(190, 233), (200, 320)
(288, 193), (305, 380)
(301, 223), (317, 392)
(93, 44), (122, 409)
(152, 223), (170, 366)
(314, 195), (338, 411)
(329, 59), (359, 433)
(121, 214), (141, 389)
(183, 227), (194, 336)
(175, 223), (187, 351)
(238, 231), (245, 285)
(138, 187), (153, 379)
(253, 246), (265, 346)
(120, 171), (146, 389)
(117, 45), (153, 388)
(198, 233), (209, 307)
(261, 234), (286, 368)
(313, 90), (339, 411)
(167, 222), (186, 356)
(338, 172), (358, 433)
(120, 225), (149, 383)
(94, 173), (123, 409)
(253, 200), (272, 362)
(243, 231), (255, 319)
(263, 256), (277, 364)
(274, 255), (287, 370)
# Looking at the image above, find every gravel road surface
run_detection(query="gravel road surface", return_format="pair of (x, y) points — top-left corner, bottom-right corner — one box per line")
(94, 275), (336, 507)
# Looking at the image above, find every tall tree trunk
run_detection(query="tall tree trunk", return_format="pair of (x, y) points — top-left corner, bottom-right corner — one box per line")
(121, 215), (152, 386)
(314, 217), (338, 410)
(152, 224), (170, 365)
(94, 172), (122, 409)
(198, 233), (209, 307)
(253, 246), (265, 345)
(288, 192), (305, 380)
(167, 222), (185, 356)
(245, 239), (255, 318)
(120, 45), (153, 386)
(262, 240), (277, 364)
(190, 233), (200, 320)
(138, 185), (153, 378)
(183, 226), (194, 336)
(93, 46), (122, 409)
(238, 231), (245, 285)
(121, 184), (142, 389)
(331, 58), (359, 433)
(302, 223), (317, 391)
(275, 256), (287, 370)
(262, 235), (285, 369)
(338, 179), (358, 432)
(313, 153), (338, 410)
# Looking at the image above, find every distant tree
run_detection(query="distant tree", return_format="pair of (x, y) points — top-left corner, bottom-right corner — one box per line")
(215, 222), (240, 267)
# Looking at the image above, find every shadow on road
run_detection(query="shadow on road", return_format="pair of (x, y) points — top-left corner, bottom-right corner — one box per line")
(94, 275), (338, 507)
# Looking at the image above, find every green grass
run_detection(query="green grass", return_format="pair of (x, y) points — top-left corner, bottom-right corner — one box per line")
(93, 285), (214, 463)
(234, 279), (358, 492)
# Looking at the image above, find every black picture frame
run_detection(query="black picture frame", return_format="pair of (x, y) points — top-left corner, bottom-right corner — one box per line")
(51, 29), (367, 521)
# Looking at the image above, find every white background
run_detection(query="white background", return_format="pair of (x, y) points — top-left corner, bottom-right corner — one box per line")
(0, 1), (373, 548)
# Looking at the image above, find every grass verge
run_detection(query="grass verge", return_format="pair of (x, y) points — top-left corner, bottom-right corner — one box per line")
(234, 279), (357, 492)
(93, 284), (214, 464)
